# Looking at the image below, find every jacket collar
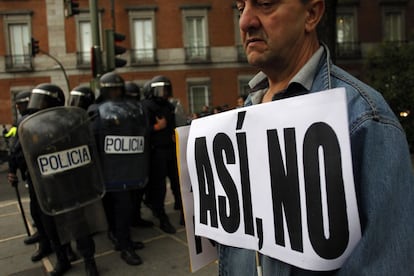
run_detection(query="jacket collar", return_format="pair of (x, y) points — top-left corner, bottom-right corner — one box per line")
(247, 44), (333, 104)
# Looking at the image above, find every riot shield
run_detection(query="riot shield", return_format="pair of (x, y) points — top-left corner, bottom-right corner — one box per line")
(95, 100), (149, 191)
(18, 106), (105, 216)
(54, 200), (107, 244)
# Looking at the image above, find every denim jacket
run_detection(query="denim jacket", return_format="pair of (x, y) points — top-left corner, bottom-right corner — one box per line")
(218, 48), (414, 275)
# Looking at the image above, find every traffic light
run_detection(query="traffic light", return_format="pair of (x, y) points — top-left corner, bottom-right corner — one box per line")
(105, 29), (127, 71)
(91, 45), (103, 78)
(30, 37), (40, 57)
(64, 0), (80, 18)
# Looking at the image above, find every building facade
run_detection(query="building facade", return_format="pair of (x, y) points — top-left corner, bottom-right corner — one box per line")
(0, 0), (256, 125)
(0, 0), (413, 126)
(336, 0), (414, 78)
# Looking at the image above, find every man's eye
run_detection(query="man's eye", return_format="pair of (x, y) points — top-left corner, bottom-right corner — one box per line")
(258, 1), (273, 8)
(237, 5), (245, 14)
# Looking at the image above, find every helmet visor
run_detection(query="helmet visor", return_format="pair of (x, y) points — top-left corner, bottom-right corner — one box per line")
(27, 89), (56, 110)
(68, 91), (88, 109)
(151, 82), (172, 98)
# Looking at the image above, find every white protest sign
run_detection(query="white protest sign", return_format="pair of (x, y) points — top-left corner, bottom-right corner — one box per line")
(176, 126), (218, 272)
(186, 88), (361, 271)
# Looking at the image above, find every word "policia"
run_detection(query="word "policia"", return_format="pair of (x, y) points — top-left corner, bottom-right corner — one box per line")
(37, 145), (92, 176)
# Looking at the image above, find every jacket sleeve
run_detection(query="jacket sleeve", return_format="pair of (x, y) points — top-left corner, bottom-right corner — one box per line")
(8, 138), (26, 175)
(339, 118), (414, 275)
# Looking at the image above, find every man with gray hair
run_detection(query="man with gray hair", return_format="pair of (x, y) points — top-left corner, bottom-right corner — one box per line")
(217, 0), (414, 275)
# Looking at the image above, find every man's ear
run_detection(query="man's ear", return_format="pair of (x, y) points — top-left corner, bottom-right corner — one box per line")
(305, 0), (325, 33)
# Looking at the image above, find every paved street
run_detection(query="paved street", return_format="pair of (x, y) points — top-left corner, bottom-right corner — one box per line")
(0, 163), (217, 276)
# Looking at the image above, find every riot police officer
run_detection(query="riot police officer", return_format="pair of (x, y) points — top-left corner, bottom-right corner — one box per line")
(68, 85), (95, 110)
(124, 81), (154, 228)
(8, 83), (74, 276)
(65, 85), (102, 276)
(142, 76), (182, 234)
(88, 72), (148, 266)
(3, 90), (40, 244)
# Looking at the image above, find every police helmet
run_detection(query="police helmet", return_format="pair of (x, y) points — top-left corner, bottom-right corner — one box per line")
(28, 83), (65, 111)
(99, 72), (125, 100)
(143, 80), (152, 99)
(68, 86), (95, 110)
(144, 75), (172, 99)
(15, 90), (31, 104)
(125, 81), (141, 101)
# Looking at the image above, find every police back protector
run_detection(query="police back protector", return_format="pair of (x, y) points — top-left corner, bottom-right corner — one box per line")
(18, 107), (105, 215)
(94, 100), (149, 191)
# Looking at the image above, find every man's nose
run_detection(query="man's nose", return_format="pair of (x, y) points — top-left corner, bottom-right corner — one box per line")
(239, 5), (261, 33)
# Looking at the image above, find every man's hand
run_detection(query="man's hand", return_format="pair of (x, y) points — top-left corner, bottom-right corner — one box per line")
(154, 116), (167, 131)
(8, 173), (18, 187)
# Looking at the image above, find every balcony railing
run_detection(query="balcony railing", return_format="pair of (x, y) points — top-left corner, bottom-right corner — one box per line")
(236, 44), (248, 62)
(5, 54), (33, 72)
(76, 52), (91, 69)
(185, 46), (211, 63)
(336, 42), (362, 59)
(130, 49), (157, 65)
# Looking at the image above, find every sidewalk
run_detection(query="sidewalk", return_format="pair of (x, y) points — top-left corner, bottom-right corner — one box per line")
(0, 163), (217, 275)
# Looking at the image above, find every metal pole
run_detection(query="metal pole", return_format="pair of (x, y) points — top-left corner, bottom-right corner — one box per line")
(39, 49), (70, 92)
(89, 0), (100, 46)
(89, 0), (103, 76)
(14, 185), (31, 237)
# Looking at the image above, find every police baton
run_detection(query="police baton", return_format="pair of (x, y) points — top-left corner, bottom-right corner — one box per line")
(13, 182), (31, 237)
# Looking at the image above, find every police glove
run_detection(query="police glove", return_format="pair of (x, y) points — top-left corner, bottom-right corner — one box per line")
(154, 116), (167, 131)
(8, 173), (18, 187)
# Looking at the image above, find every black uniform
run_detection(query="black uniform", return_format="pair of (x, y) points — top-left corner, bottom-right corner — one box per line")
(8, 114), (52, 256)
(88, 72), (147, 266)
(10, 83), (73, 276)
(142, 97), (181, 230)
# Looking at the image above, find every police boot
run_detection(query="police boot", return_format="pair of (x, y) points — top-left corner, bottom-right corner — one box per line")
(50, 249), (71, 276)
(109, 232), (144, 251)
(120, 248), (142, 266)
(31, 242), (52, 262)
(159, 214), (176, 234)
(24, 232), (40, 245)
(84, 258), (99, 276)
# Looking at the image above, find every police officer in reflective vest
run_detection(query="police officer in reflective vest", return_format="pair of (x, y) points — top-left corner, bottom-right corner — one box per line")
(88, 73), (148, 266)
(142, 76), (182, 234)
(125, 81), (154, 228)
(8, 83), (75, 276)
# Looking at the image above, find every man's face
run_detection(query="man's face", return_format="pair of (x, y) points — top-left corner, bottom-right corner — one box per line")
(236, 0), (309, 69)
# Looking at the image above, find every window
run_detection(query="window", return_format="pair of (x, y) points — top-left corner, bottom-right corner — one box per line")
(233, 7), (246, 62)
(3, 14), (33, 72)
(75, 12), (102, 68)
(336, 8), (360, 58)
(187, 78), (210, 114)
(383, 10), (404, 42)
(77, 20), (92, 67)
(182, 8), (210, 62)
(129, 9), (157, 65)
